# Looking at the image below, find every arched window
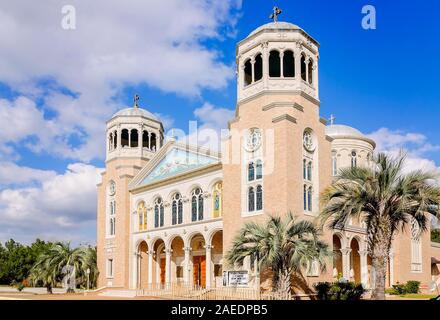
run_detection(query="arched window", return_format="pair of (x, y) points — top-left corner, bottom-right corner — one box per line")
(332, 151), (338, 176)
(142, 130), (149, 149)
(301, 54), (307, 81)
(108, 133), (113, 151)
(248, 162), (255, 182)
(283, 50), (295, 77)
(244, 59), (252, 86)
(303, 185), (307, 211)
(303, 159), (307, 179)
(410, 218), (422, 272)
(109, 200), (116, 236)
(191, 188), (204, 221)
(150, 133), (157, 151)
(269, 50), (281, 77)
(351, 151), (357, 168)
(131, 129), (139, 148)
(256, 160), (263, 180)
(307, 187), (313, 211)
(121, 129), (129, 147)
(256, 185), (263, 211)
(213, 182), (223, 218)
(154, 198), (164, 228)
(113, 130), (117, 150)
(138, 202), (147, 231)
(254, 54), (263, 81)
(308, 59), (314, 84)
(248, 187), (255, 212)
(172, 193), (183, 225)
(307, 162), (313, 181)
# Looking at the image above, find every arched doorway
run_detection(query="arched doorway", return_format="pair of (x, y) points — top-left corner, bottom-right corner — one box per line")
(190, 234), (206, 287)
(350, 238), (361, 283)
(333, 235), (343, 278)
(153, 239), (166, 286)
(211, 230), (223, 288)
(137, 241), (149, 289)
(170, 236), (185, 284)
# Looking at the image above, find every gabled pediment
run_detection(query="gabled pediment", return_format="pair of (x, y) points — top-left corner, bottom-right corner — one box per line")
(129, 141), (220, 189)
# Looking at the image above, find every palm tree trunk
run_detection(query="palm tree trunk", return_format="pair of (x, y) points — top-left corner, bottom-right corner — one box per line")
(276, 269), (291, 299)
(371, 240), (390, 300)
(46, 284), (52, 294)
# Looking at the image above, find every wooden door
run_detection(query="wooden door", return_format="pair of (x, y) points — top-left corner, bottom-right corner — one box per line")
(160, 258), (166, 284)
(193, 256), (206, 287)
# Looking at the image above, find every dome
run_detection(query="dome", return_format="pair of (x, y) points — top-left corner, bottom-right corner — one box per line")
(247, 21), (301, 38)
(112, 107), (159, 122)
(326, 124), (376, 148)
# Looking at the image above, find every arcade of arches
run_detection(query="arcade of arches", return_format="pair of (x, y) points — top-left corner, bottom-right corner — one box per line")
(136, 231), (223, 289)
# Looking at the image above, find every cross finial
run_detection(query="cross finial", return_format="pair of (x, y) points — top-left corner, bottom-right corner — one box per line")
(133, 94), (140, 108)
(329, 114), (336, 125)
(269, 6), (282, 22)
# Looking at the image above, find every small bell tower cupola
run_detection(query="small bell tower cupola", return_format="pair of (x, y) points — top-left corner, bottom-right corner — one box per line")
(237, 6), (320, 103)
(106, 95), (164, 162)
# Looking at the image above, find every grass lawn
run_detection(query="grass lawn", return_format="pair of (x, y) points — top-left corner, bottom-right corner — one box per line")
(399, 293), (437, 299)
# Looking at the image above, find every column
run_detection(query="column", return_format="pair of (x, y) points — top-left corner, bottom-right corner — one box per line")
(148, 132), (151, 150)
(205, 245), (212, 289)
(279, 51), (284, 78)
(389, 252), (395, 286)
(314, 60), (319, 97)
(305, 57), (310, 84)
(359, 250), (369, 288)
(294, 47), (302, 79)
(139, 124), (143, 152)
(184, 246), (191, 286)
(165, 248), (172, 288)
(262, 42), (269, 89)
(340, 248), (352, 280)
(148, 250), (153, 288)
(251, 58), (255, 83)
(128, 130), (131, 148)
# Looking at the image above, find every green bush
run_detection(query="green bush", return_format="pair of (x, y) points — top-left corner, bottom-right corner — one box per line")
(405, 281), (420, 294)
(387, 281), (420, 295)
(314, 281), (365, 300)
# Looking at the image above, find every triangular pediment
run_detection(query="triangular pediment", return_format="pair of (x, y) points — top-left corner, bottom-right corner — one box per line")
(131, 141), (220, 188)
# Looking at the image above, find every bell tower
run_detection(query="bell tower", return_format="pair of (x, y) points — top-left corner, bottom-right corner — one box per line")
(223, 9), (332, 264)
(97, 96), (164, 289)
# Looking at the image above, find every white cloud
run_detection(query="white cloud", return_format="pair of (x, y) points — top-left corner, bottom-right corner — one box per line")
(193, 102), (235, 132)
(0, 163), (103, 244)
(0, 162), (56, 187)
(367, 127), (440, 174)
(0, 0), (241, 162)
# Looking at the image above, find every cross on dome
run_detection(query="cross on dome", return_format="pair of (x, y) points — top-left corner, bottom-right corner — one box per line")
(269, 6), (282, 22)
(329, 114), (336, 125)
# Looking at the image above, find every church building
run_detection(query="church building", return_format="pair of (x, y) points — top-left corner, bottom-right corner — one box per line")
(96, 15), (440, 296)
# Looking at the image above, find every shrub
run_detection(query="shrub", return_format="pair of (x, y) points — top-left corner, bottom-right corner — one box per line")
(390, 283), (406, 295)
(405, 281), (420, 294)
(16, 282), (25, 292)
(314, 281), (365, 300)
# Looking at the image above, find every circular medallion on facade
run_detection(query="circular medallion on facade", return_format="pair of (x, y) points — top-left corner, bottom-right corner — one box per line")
(109, 181), (116, 196)
(245, 128), (262, 152)
(303, 130), (315, 152)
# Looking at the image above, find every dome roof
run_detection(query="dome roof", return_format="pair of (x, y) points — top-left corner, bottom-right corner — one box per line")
(326, 124), (376, 147)
(112, 107), (159, 122)
(247, 21), (300, 38)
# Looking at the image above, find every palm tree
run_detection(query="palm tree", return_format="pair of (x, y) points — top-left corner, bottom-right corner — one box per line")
(30, 242), (98, 293)
(226, 213), (330, 297)
(320, 153), (440, 300)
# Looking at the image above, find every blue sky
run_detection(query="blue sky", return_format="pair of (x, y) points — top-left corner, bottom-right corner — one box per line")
(0, 0), (439, 244)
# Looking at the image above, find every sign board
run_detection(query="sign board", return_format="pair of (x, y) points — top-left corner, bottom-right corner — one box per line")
(222, 271), (249, 287)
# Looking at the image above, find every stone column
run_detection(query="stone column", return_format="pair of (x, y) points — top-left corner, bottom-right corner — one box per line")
(184, 246), (191, 286)
(305, 57), (310, 84)
(148, 250), (153, 288)
(165, 248), (172, 288)
(389, 252), (395, 286)
(340, 248), (352, 280)
(280, 51), (284, 78)
(148, 132), (151, 150)
(139, 124), (143, 153)
(251, 58), (256, 83)
(205, 245), (212, 289)
(262, 42), (269, 89)
(313, 60), (319, 97)
(359, 250), (369, 288)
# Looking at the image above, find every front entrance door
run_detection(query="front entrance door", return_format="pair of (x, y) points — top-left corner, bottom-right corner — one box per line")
(160, 258), (166, 284)
(193, 256), (206, 287)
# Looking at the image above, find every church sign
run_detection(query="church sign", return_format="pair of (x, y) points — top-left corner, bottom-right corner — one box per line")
(223, 271), (249, 287)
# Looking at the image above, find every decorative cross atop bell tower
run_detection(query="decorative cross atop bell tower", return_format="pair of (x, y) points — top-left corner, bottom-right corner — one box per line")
(269, 6), (282, 22)
(133, 94), (140, 108)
